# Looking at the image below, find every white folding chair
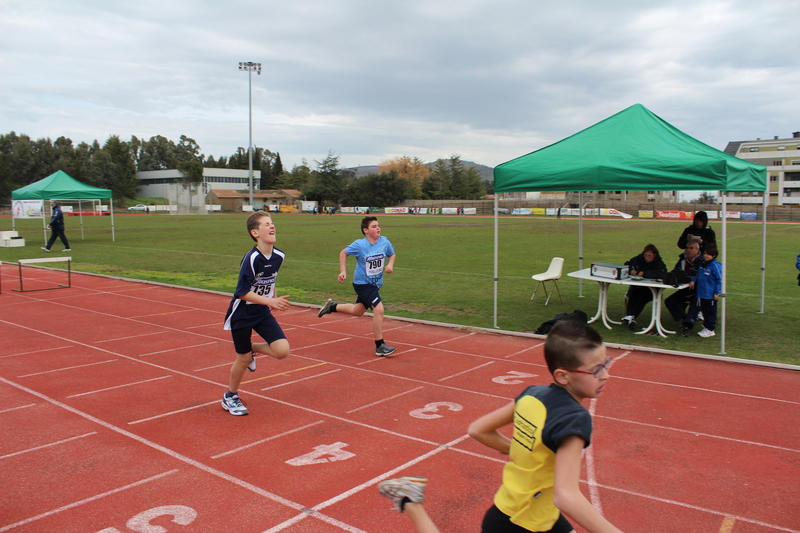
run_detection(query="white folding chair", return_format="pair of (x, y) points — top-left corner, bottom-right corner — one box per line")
(530, 257), (564, 305)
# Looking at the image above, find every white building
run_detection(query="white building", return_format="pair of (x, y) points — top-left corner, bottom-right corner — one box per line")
(725, 132), (800, 205)
(135, 168), (262, 198)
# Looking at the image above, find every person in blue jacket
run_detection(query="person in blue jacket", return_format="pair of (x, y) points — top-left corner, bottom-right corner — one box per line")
(681, 244), (722, 338)
(41, 200), (71, 252)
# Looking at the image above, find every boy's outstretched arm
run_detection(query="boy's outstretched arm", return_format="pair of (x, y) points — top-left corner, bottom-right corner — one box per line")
(553, 435), (623, 533)
(468, 401), (514, 454)
(338, 249), (349, 282)
(240, 291), (291, 311)
(385, 253), (395, 274)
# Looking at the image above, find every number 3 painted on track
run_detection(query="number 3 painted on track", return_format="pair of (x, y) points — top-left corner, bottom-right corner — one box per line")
(409, 402), (463, 419)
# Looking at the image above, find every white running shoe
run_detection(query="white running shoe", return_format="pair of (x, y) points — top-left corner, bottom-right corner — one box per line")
(246, 353), (256, 372)
(222, 394), (249, 415)
(378, 477), (427, 512)
(697, 328), (716, 338)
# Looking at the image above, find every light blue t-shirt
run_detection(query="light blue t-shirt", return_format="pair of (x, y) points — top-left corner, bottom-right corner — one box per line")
(345, 236), (395, 287)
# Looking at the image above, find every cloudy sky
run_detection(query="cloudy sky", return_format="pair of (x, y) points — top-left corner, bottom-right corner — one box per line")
(2, 0), (798, 177)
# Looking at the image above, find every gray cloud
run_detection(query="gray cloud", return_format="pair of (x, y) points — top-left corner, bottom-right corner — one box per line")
(1, 0), (798, 170)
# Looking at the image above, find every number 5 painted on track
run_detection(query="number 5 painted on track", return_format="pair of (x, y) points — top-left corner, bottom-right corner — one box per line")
(492, 370), (537, 385)
(409, 402), (463, 419)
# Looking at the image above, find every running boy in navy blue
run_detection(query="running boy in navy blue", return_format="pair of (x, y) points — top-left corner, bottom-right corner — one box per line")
(681, 244), (722, 339)
(318, 216), (397, 357)
(222, 211), (291, 415)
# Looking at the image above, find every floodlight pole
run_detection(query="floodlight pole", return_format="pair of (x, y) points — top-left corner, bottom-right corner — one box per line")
(239, 61), (261, 208)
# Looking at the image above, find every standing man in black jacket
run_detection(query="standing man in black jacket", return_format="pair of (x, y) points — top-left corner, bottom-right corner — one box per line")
(41, 200), (71, 252)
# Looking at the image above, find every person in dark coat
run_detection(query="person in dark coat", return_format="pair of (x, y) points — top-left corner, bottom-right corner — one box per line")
(665, 239), (703, 322)
(677, 210), (716, 251)
(41, 200), (71, 252)
(621, 244), (667, 331)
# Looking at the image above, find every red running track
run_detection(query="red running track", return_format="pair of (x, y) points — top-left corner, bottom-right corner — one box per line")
(0, 264), (798, 533)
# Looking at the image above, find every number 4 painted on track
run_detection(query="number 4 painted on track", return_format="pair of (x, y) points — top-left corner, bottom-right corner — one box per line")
(492, 370), (537, 385)
(286, 442), (356, 466)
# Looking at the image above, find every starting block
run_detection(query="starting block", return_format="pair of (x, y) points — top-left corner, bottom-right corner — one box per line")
(13, 257), (72, 292)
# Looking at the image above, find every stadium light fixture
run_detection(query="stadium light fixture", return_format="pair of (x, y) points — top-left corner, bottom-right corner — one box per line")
(238, 61), (261, 208)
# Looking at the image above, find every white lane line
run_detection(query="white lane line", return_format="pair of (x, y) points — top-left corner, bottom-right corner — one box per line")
(586, 399), (603, 514)
(346, 387), (425, 414)
(139, 341), (218, 357)
(0, 469), (179, 533)
(504, 342), (544, 358)
(94, 331), (169, 343)
(18, 359), (117, 378)
(211, 421), (326, 459)
(0, 346), (73, 359)
(0, 431), (98, 460)
(0, 404), (36, 414)
(438, 361), (495, 382)
(261, 369), (341, 391)
(67, 375), (172, 398)
(428, 331), (475, 346)
(128, 400), (220, 425)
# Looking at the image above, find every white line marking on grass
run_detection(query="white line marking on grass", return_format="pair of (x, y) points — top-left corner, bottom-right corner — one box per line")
(428, 331), (475, 346)
(592, 481), (800, 533)
(211, 420), (326, 459)
(504, 342), (544, 358)
(261, 369), (341, 391)
(438, 361), (495, 382)
(0, 404), (36, 414)
(346, 387), (425, 414)
(128, 400), (220, 425)
(18, 359), (117, 378)
(0, 469), (179, 533)
(0, 345), (73, 359)
(0, 432), (98, 460)
(93, 331), (169, 343)
(596, 415), (800, 454)
(67, 375), (172, 398)
(139, 341), (218, 357)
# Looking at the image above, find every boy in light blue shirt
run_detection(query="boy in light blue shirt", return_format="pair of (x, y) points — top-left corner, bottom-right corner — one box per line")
(318, 216), (397, 356)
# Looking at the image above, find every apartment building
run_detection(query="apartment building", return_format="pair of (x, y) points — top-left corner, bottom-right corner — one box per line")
(724, 132), (800, 205)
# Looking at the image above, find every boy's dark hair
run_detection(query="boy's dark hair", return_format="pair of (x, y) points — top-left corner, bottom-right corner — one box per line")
(246, 211), (270, 242)
(361, 216), (378, 235)
(704, 243), (719, 258)
(544, 321), (603, 375)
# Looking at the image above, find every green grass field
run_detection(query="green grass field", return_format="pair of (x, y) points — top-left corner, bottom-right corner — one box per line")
(3, 212), (799, 365)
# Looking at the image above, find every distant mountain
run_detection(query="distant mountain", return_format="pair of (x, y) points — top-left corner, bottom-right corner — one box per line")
(345, 160), (494, 181)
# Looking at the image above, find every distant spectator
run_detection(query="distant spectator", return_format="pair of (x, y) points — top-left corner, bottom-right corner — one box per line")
(41, 200), (71, 252)
(681, 244), (722, 338)
(677, 211), (716, 251)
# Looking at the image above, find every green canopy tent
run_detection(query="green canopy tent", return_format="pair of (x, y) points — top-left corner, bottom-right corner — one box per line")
(492, 104), (767, 353)
(11, 170), (116, 242)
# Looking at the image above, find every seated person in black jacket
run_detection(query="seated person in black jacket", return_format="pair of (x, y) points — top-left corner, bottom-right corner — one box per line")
(677, 210), (716, 252)
(621, 244), (668, 330)
(665, 239), (703, 323)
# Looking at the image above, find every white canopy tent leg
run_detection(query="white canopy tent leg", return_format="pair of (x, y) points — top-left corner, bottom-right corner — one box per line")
(578, 191), (584, 297)
(111, 198), (116, 241)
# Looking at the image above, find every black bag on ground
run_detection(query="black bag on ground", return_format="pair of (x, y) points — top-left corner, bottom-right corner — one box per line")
(535, 309), (588, 335)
